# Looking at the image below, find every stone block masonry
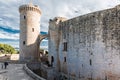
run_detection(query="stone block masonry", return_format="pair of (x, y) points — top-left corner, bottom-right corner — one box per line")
(19, 3), (41, 62)
(49, 5), (120, 80)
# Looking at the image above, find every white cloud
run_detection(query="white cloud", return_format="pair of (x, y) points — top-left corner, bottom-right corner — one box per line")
(0, 0), (120, 34)
(0, 30), (19, 40)
(0, 0), (120, 48)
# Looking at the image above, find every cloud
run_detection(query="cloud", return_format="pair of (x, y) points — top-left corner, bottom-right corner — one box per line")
(34, 0), (120, 31)
(0, 39), (19, 48)
(0, 26), (19, 34)
(0, 0), (120, 31)
(0, 30), (19, 40)
(0, 0), (120, 48)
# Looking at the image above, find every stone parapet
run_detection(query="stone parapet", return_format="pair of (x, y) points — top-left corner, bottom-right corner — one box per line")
(19, 4), (41, 14)
(23, 64), (46, 80)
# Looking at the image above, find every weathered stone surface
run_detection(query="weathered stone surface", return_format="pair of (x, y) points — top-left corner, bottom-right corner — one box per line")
(49, 5), (120, 80)
(19, 3), (41, 62)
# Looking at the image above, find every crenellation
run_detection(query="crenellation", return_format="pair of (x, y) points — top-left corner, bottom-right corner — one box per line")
(19, 5), (41, 14)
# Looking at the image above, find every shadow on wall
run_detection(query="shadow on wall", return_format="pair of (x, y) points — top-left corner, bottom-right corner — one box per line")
(20, 35), (40, 62)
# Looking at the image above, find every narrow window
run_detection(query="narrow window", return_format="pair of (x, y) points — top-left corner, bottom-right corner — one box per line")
(64, 57), (66, 62)
(51, 56), (54, 67)
(23, 41), (25, 45)
(105, 76), (107, 80)
(32, 28), (34, 32)
(91, 52), (93, 55)
(90, 59), (92, 66)
(51, 56), (54, 62)
(63, 42), (67, 51)
(24, 15), (26, 19)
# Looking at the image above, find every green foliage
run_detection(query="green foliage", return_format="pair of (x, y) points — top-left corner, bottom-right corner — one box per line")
(0, 43), (18, 54)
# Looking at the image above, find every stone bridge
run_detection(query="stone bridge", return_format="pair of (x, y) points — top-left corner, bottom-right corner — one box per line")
(40, 34), (49, 42)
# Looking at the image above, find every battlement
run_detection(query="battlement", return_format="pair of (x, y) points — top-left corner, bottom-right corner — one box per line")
(49, 17), (67, 24)
(19, 4), (41, 14)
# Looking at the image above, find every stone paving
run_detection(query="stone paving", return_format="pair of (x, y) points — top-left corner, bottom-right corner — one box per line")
(0, 63), (34, 80)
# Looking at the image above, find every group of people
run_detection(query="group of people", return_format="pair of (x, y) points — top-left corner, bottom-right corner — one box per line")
(1, 62), (9, 69)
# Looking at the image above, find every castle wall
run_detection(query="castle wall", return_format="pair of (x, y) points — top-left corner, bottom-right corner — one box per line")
(48, 17), (67, 79)
(49, 5), (120, 80)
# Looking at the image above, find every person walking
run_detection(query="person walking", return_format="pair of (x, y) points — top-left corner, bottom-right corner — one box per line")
(4, 62), (8, 69)
(1, 63), (4, 69)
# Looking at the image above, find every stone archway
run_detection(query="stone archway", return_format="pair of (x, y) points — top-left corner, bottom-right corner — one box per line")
(40, 34), (48, 42)
(39, 34), (48, 62)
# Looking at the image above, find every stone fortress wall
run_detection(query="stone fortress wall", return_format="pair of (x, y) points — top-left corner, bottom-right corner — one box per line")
(49, 5), (120, 80)
(19, 4), (41, 62)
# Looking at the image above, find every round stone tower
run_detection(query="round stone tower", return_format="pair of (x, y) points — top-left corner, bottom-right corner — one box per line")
(19, 3), (41, 62)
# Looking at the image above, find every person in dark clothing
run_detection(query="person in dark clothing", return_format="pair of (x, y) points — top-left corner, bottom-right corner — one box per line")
(1, 63), (4, 69)
(4, 62), (8, 69)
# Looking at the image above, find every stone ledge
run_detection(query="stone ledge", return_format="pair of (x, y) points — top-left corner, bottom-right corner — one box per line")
(23, 64), (46, 80)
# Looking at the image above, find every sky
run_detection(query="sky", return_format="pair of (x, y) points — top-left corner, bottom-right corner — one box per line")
(0, 0), (120, 50)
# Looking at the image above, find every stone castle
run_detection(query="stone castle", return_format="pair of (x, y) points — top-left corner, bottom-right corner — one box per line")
(19, 3), (120, 80)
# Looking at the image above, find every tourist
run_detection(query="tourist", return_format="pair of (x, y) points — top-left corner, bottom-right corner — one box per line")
(4, 62), (8, 69)
(1, 63), (4, 69)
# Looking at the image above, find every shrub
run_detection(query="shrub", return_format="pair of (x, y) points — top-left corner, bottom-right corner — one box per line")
(0, 43), (18, 54)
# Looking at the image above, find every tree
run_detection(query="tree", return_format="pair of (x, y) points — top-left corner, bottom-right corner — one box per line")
(0, 44), (18, 54)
